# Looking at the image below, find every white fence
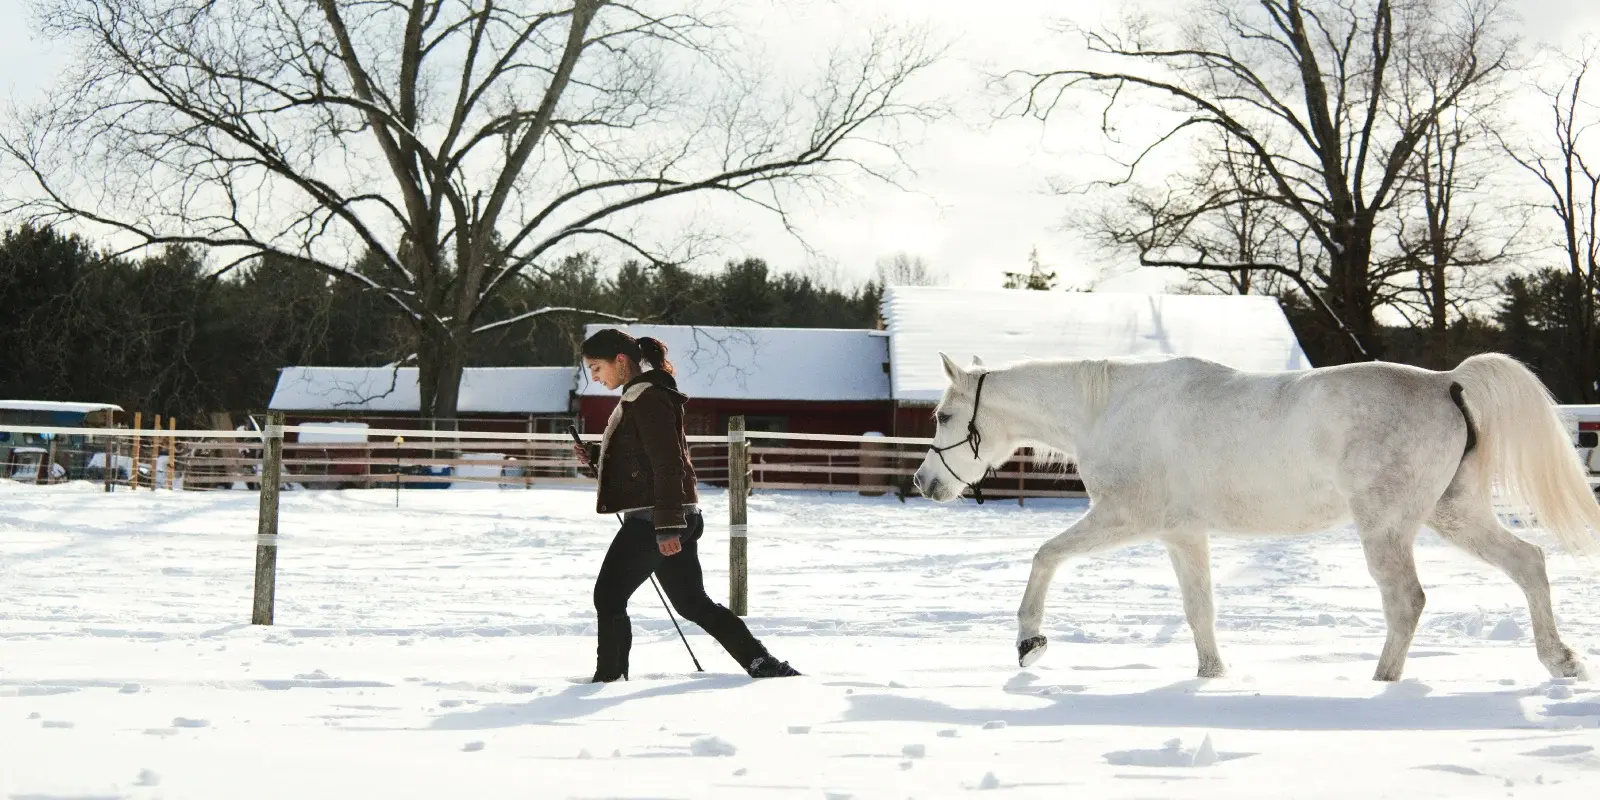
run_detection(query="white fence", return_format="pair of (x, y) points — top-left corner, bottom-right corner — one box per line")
(4, 417), (1597, 625)
(2, 415), (1068, 624)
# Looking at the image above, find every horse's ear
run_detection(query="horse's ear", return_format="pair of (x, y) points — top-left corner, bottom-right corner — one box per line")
(939, 352), (963, 381)
(970, 355), (985, 368)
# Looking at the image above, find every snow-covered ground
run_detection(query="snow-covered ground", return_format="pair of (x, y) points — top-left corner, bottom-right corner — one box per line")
(3, 480), (1599, 799)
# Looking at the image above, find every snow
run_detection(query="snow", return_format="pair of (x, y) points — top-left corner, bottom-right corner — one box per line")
(268, 367), (576, 414)
(579, 324), (891, 401)
(882, 287), (1313, 404)
(4, 480), (1600, 798)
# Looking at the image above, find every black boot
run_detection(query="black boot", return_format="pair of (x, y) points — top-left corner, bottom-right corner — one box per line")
(746, 653), (801, 678)
(592, 613), (632, 682)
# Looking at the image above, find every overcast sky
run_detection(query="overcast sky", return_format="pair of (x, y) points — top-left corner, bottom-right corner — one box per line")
(3, 0), (1598, 294)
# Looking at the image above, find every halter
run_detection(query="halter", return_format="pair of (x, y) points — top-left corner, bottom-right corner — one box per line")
(930, 371), (995, 504)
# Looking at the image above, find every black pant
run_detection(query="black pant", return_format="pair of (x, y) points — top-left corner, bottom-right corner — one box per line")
(591, 512), (766, 679)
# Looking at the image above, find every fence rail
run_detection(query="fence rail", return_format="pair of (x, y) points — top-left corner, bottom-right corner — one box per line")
(5, 417), (1598, 627)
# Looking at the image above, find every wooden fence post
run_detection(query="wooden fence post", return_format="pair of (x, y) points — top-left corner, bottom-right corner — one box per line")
(151, 415), (163, 490)
(728, 415), (749, 616)
(167, 417), (177, 490)
(37, 437), (56, 484)
(130, 412), (143, 490)
(252, 411), (285, 625)
(102, 434), (115, 493)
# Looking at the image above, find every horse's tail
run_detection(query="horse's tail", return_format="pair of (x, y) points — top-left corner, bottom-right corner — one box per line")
(1450, 352), (1600, 557)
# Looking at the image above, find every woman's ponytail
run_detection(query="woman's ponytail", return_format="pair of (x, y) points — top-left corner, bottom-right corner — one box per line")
(636, 337), (675, 375)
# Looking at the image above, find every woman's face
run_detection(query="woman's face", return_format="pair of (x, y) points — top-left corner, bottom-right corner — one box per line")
(584, 355), (631, 390)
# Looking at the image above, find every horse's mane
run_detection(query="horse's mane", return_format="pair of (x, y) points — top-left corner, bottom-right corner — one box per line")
(1002, 357), (1113, 475)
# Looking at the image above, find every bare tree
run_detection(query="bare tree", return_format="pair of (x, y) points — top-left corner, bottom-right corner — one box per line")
(1501, 43), (1600, 398)
(2, 0), (941, 416)
(1010, 0), (1516, 362)
(1068, 130), (1306, 298)
(1384, 100), (1524, 367)
(873, 251), (944, 286)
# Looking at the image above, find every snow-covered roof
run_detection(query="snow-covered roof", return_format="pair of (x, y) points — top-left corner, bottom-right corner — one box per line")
(0, 400), (123, 414)
(269, 367), (575, 414)
(578, 324), (891, 401)
(882, 286), (1311, 404)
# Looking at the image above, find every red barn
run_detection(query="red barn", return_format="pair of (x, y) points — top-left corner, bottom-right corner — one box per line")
(576, 324), (893, 439)
(264, 366), (579, 487)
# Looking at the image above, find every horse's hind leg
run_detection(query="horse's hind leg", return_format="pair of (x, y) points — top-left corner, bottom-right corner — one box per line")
(1354, 511), (1428, 682)
(1163, 532), (1224, 678)
(1016, 506), (1148, 667)
(1430, 467), (1586, 679)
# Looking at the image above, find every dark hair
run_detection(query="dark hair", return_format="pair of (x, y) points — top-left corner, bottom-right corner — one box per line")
(581, 328), (675, 375)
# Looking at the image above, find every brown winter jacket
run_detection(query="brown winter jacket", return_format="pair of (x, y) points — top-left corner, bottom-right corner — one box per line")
(583, 369), (699, 530)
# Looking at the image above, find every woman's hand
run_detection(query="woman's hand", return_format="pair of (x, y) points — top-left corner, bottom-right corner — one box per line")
(572, 443), (590, 466)
(658, 535), (682, 556)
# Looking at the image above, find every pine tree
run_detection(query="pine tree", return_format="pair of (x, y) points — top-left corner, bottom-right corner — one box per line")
(1003, 247), (1057, 291)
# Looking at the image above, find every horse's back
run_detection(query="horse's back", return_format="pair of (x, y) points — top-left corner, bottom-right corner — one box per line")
(1080, 357), (1466, 533)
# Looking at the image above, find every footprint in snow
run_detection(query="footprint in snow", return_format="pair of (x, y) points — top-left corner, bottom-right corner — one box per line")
(1104, 735), (1244, 768)
(1522, 745), (1593, 758)
(690, 736), (736, 757)
(1415, 764), (1486, 776)
(172, 717), (210, 728)
(1543, 701), (1600, 717)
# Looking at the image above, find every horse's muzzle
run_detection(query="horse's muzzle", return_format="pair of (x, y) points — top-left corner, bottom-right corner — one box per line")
(912, 465), (958, 502)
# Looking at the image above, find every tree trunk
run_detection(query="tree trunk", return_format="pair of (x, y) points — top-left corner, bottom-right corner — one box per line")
(416, 325), (467, 420)
(1325, 221), (1384, 363)
(1430, 257), (1450, 368)
(1578, 290), (1599, 403)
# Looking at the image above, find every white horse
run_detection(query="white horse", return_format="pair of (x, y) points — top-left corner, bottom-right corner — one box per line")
(912, 351), (1600, 682)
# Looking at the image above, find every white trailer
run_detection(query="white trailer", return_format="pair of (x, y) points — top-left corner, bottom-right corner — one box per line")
(1555, 404), (1600, 494)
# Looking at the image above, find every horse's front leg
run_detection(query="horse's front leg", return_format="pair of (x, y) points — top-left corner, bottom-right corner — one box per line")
(1017, 507), (1147, 667)
(1163, 532), (1225, 678)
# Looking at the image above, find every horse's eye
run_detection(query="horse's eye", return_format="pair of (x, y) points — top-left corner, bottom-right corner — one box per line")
(936, 413), (952, 425)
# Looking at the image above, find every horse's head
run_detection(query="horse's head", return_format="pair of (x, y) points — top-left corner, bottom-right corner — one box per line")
(913, 352), (1008, 502)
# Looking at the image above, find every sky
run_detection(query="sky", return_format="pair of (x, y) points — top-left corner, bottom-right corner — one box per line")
(2, 0), (1599, 295)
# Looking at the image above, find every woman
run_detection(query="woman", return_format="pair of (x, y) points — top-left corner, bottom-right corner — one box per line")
(575, 328), (801, 682)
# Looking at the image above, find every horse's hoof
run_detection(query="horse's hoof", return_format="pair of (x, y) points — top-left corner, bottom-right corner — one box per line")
(1546, 652), (1588, 681)
(1018, 636), (1048, 667)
